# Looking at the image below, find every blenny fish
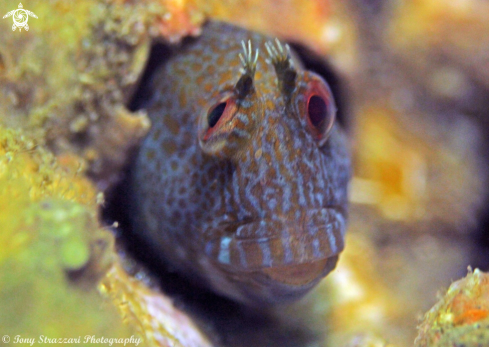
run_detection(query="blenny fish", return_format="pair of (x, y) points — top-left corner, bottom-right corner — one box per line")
(130, 21), (350, 305)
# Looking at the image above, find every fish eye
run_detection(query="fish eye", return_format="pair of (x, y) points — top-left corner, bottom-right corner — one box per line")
(307, 94), (329, 130)
(302, 75), (336, 145)
(207, 102), (228, 128)
(199, 95), (238, 151)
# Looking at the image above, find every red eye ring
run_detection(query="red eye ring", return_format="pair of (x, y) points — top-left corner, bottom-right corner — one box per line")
(303, 77), (336, 145)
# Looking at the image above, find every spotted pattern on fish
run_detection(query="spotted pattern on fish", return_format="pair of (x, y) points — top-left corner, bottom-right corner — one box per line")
(130, 21), (351, 305)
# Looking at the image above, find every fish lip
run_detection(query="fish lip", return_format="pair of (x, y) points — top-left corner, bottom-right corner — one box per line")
(214, 204), (347, 238)
(236, 204), (346, 231)
(214, 204), (346, 231)
(204, 205), (347, 271)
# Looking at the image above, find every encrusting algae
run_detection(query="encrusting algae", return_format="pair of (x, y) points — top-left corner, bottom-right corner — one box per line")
(0, 125), (134, 340)
(0, 125), (212, 345)
(416, 269), (489, 347)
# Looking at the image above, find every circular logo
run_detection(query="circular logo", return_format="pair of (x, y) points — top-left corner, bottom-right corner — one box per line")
(2, 335), (10, 343)
(13, 9), (28, 28)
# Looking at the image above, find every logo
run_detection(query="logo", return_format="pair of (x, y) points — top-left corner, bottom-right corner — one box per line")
(3, 3), (37, 32)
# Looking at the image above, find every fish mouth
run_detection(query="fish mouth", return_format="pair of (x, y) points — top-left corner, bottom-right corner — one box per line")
(204, 206), (346, 272)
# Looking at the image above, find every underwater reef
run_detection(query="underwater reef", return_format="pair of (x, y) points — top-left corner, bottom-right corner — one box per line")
(1, 0), (489, 346)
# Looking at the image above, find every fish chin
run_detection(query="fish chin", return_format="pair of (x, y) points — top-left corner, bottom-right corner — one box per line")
(260, 257), (336, 286)
(223, 255), (339, 305)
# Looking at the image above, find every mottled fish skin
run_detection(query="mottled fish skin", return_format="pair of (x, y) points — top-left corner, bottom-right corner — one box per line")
(130, 21), (351, 305)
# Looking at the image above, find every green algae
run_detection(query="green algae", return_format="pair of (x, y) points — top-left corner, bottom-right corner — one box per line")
(0, 125), (143, 344)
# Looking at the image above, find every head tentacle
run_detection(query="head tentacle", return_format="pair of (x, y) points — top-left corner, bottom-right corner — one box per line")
(265, 38), (297, 100)
(235, 40), (259, 98)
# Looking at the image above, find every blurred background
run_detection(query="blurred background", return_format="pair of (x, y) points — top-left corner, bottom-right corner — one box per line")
(1, 0), (489, 346)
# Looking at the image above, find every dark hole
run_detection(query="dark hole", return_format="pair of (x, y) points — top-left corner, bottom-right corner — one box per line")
(308, 95), (327, 129)
(208, 102), (227, 128)
(127, 44), (171, 111)
(128, 34), (200, 111)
